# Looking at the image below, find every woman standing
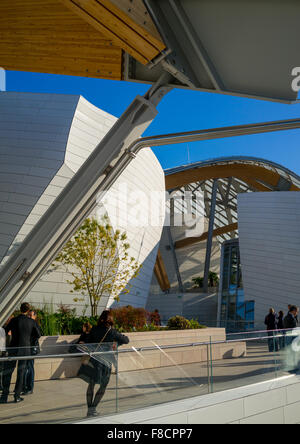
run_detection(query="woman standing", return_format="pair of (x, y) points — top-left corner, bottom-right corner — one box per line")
(277, 311), (286, 349)
(0, 317), (13, 393)
(78, 310), (129, 418)
(77, 322), (93, 344)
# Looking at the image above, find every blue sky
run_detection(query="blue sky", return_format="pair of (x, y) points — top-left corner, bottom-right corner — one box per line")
(6, 70), (300, 174)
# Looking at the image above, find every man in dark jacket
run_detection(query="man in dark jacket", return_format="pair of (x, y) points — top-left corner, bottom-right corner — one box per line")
(284, 306), (298, 329)
(22, 310), (41, 395)
(284, 306), (299, 349)
(0, 303), (41, 404)
(265, 308), (278, 352)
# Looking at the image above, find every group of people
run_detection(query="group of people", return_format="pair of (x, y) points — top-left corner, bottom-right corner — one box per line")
(0, 303), (129, 418)
(0, 303), (41, 403)
(264, 305), (299, 352)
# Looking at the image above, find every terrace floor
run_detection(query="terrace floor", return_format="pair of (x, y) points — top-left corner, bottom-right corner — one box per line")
(0, 342), (291, 424)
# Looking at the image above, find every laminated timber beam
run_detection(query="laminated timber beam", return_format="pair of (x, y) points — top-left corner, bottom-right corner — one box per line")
(175, 223), (239, 250)
(154, 249), (171, 292)
(0, 0), (123, 80)
(165, 164), (300, 193)
(59, 0), (165, 65)
(0, 0), (165, 80)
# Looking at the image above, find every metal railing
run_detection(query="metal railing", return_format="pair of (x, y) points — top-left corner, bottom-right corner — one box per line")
(1, 327), (298, 362)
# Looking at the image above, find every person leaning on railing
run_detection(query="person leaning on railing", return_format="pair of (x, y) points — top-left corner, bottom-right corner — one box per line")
(77, 309), (129, 418)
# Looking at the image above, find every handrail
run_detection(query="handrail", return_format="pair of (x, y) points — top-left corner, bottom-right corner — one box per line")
(227, 327), (300, 336)
(1, 328), (299, 362)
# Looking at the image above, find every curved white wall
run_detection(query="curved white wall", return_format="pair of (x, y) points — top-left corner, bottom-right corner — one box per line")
(0, 92), (165, 315)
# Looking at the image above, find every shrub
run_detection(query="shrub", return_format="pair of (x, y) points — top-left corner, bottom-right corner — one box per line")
(167, 315), (191, 330)
(111, 306), (148, 332)
(209, 271), (219, 287)
(55, 304), (77, 335)
(192, 272), (219, 288)
(192, 277), (204, 288)
(138, 323), (164, 332)
(36, 305), (60, 336)
(11, 305), (207, 334)
(148, 309), (161, 326)
(189, 319), (206, 329)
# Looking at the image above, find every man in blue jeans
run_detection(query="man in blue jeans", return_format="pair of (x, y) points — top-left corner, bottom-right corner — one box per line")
(22, 310), (41, 395)
(0, 303), (41, 404)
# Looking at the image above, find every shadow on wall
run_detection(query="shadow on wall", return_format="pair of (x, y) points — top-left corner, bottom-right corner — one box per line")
(145, 291), (219, 328)
(102, 240), (161, 313)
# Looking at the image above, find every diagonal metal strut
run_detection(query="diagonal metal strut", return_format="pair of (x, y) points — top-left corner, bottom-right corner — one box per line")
(1, 111), (300, 324)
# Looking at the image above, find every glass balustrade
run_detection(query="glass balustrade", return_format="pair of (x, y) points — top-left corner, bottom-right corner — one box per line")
(1, 329), (300, 423)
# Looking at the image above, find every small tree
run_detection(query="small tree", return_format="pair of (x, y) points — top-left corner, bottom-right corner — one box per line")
(53, 217), (141, 317)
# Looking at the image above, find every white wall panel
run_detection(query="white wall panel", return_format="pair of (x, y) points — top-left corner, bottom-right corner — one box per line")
(0, 92), (79, 265)
(0, 92), (165, 315)
(238, 192), (300, 329)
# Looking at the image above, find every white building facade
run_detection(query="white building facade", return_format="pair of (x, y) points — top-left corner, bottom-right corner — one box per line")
(0, 92), (166, 315)
(238, 191), (300, 329)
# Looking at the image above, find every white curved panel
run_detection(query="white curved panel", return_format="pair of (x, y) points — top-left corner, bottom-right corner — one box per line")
(97, 147), (166, 312)
(0, 93), (165, 314)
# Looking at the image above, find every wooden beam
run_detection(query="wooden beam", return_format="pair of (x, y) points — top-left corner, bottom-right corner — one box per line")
(108, 0), (163, 44)
(154, 249), (171, 292)
(60, 0), (165, 64)
(165, 163), (300, 192)
(175, 222), (239, 250)
(101, 0), (165, 50)
(0, 0), (123, 80)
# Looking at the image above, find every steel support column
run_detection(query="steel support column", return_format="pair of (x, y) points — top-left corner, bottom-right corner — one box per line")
(167, 226), (184, 294)
(203, 179), (218, 293)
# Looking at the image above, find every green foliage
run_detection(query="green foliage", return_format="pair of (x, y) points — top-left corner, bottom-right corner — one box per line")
(28, 304), (97, 336)
(36, 304), (60, 336)
(167, 315), (191, 330)
(209, 271), (219, 287)
(55, 305), (77, 335)
(188, 318), (206, 329)
(192, 277), (204, 288)
(139, 323), (164, 332)
(53, 216), (141, 317)
(192, 271), (219, 288)
(14, 305), (206, 335)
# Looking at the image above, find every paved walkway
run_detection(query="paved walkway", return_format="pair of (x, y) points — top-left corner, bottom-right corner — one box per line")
(0, 343), (288, 424)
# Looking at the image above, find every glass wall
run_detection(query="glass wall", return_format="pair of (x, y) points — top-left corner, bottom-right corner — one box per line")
(219, 239), (254, 332)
